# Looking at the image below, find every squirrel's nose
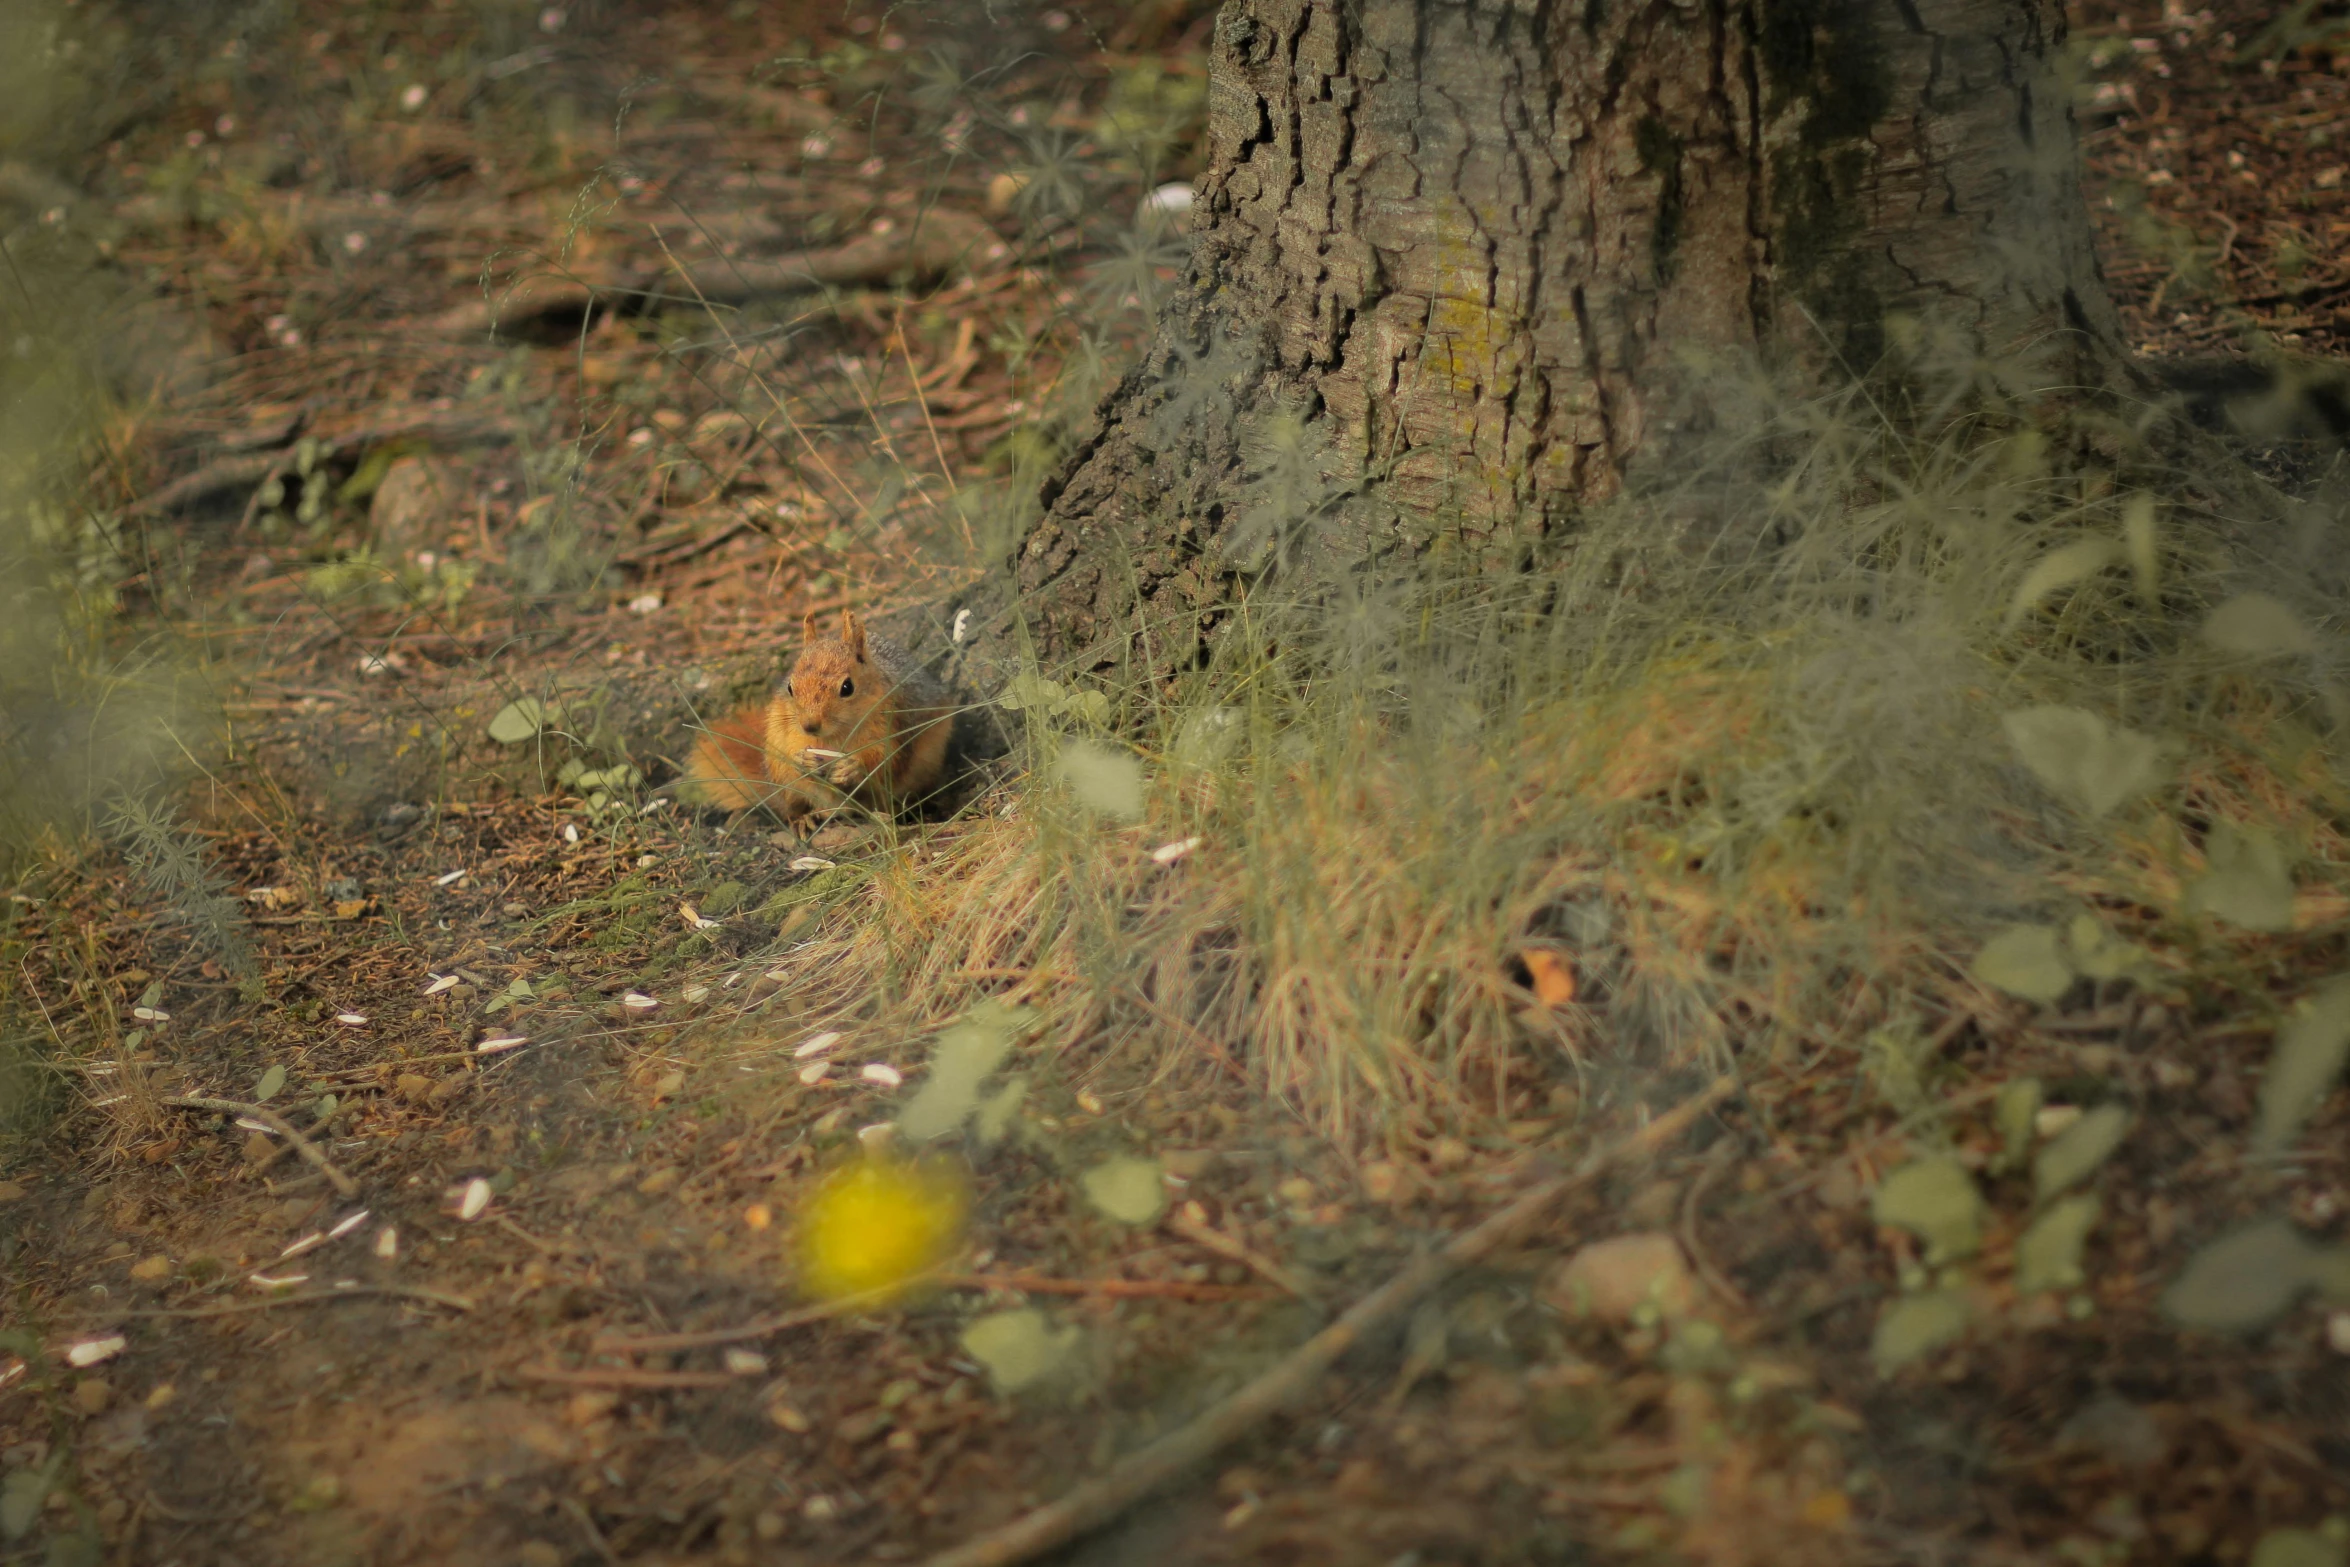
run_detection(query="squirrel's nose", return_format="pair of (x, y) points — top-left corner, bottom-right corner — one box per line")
(802, 716), (822, 736)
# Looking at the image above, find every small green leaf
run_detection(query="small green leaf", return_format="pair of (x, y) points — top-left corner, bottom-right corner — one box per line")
(2203, 592), (2316, 659)
(1871, 1158), (1985, 1265)
(253, 1064), (287, 1104)
(0, 1461), (52, 1541)
(974, 1074), (1028, 1147)
(1971, 924), (2073, 1005)
(1060, 688), (1111, 726)
(1079, 1156), (1165, 1225)
(486, 698), (556, 744)
(2063, 913), (2153, 983)
(2015, 1193), (2101, 1294)
(2248, 1528), (2347, 1567)
(2033, 1104), (2129, 1202)
(1871, 1289), (1971, 1376)
(2162, 1218), (2321, 1331)
(2007, 538), (2121, 627)
(2253, 977), (2350, 1155)
(1172, 706), (1240, 770)
(997, 673), (1064, 713)
(961, 1308), (1079, 1393)
(899, 1001), (1034, 1143)
(2187, 821), (2296, 933)
(2001, 705), (2168, 818)
(1994, 1078), (2043, 1174)
(1057, 740), (1146, 822)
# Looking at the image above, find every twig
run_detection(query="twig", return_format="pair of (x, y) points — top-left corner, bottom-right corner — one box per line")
(94, 1283), (474, 1319)
(1677, 1149), (1749, 1311)
(1160, 1213), (1317, 1299)
(563, 1497), (622, 1567)
(512, 1365), (739, 1389)
(934, 1272), (1272, 1304)
(161, 1095), (361, 1199)
(590, 1294), (878, 1354)
(911, 1076), (1736, 1567)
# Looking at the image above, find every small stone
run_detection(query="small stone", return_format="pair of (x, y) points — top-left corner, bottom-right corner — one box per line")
(636, 1167), (682, 1196)
(394, 1073), (434, 1104)
(129, 1256), (172, 1283)
(754, 1511), (787, 1542)
(566, 1391), (620, 1426)
(428, 1074), (471, 1105)
(2034, 1105), (2083, 1139)
(241, 1131), (280, 1166)
(73, 1379), (112, 1416)
(1549, 1232), (1698, 1322)
(502, 902), (528, 918)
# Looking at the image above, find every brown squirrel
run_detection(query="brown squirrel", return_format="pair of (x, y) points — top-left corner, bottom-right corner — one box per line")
(684, 609), (956, 823)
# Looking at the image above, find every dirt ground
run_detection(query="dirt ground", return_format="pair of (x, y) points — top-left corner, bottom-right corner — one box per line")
(3, 2), (2349, 1565)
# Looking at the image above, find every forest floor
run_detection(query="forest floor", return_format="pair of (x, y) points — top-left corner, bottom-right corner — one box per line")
(2, 2), (2348, 1566)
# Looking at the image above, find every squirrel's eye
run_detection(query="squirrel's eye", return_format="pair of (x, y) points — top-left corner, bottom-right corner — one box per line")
(839, 677), (854, 698)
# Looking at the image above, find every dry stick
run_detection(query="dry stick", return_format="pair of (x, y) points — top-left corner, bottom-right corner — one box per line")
(160, 1095), (361, 1199)
(1160, 1213), (1318, 1300)
(933, 1272), (1271, 1304)
(591, 1293), (883, 1355)
(97, 1283), (475, 1320)
(912, 1076), (1737, 1567)
(512, 1365), (738, 1390)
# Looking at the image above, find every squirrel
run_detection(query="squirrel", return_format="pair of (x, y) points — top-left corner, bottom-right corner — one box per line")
(683, 609), (956, 824)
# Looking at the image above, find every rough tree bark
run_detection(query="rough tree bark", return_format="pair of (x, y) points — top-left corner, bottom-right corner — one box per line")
(1015, 0), (2130, 665)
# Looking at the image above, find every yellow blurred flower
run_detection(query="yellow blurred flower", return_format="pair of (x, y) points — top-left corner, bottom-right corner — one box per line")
(795, 1153), (968, 1301)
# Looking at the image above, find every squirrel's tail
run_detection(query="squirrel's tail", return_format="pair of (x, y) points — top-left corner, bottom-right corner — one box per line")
(681, 705), (776, 811)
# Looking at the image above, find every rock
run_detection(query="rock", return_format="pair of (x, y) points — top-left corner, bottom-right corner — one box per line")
(636, 1167), (682, 1196)
(128, 1256), (172, 1283)
(427, 1074), (471, 1106)
(368, 455), (464, 562)
(73, 1379), (112, 1416)
(1548, 1232), (1698, 1321)
(394, 1073), (434, 1104)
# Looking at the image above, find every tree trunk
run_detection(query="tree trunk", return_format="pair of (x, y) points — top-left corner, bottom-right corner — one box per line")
(1016, 0), (2129, 664)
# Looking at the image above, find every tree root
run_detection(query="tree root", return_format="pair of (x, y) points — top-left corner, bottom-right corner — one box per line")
(914, 1076), (1738, 1567)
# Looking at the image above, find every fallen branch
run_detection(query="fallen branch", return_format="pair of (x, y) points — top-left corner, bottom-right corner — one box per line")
(432, 206), (1003, 336)
(96, 1283), (473, 1319)
(161, 1095), (361, 1199)
(913, 1076), (1737, 1567)
(126, 407), (528, 518)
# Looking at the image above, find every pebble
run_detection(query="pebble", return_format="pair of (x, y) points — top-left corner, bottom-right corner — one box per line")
(1548, 1232), (1698, 1321)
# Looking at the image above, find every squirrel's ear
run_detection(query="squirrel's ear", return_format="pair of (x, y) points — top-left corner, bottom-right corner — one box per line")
(799, 610), (819, 646)
(841, 609), (868, 660)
